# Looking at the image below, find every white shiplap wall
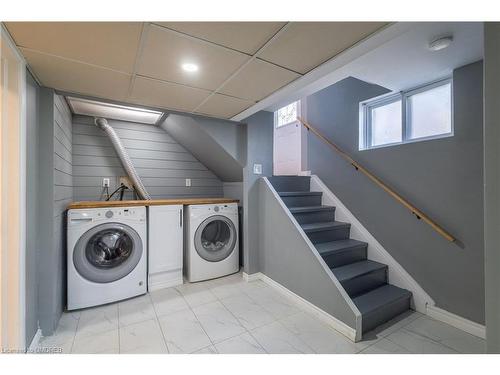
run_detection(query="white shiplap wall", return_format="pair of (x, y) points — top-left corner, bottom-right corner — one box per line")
(72, 115), (223, 201)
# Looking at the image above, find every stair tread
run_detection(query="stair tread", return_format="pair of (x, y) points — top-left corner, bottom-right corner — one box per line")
(278, 191), (322, 197)
(301, 221), (350, 232)
(289, 205), (335, 213)
(332, 260), (387, 282)
(353, 284), (412, 315)
(315, 239), (367, 255)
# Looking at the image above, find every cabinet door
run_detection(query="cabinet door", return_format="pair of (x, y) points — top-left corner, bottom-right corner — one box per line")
(148, 205), (183, 274)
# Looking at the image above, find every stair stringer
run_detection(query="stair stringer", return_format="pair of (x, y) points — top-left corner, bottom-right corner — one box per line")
(260, 177), (362, 342)
(310, 175), (435, 313)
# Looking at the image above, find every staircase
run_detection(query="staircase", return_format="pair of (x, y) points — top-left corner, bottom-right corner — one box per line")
(268, 175), (412, 334)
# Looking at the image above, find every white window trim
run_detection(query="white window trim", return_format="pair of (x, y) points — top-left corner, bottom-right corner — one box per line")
(360, 77), (453, 150)
(274, 100), (301, 128)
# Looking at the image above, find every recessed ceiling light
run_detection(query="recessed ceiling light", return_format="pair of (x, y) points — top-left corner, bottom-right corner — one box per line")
(428, 36), (453, 51)
(181, 63), (199, 73)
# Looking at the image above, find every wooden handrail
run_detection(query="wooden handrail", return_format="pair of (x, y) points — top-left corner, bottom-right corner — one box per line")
(297, 116), (456, 242)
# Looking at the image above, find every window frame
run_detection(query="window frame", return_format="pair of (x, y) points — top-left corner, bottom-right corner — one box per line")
(360, 77), (453, 150)
(274, 100), (301, 129)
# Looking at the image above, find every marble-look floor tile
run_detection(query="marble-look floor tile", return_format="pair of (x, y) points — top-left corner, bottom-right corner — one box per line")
(208, 274), (246, 300)
(76, 303), (119, 338)
(36, 311), (81, 353)
(221, 293), (275, 330)
(403, 316), (486, 354)
(119, 319), (168, 354)
(193, 345), (218, 354)
(118, 294), (156, 327)
(385, 329), (459, 354)
(245, 287), (302, 320)
(360, 338), (411, 354)
(176, 282), (217, 308)
(72, 329), (119, 354)
(240, 279), (268, 291)
(215, 332), (266, 354)
(250, 321), (314, 354)
(159, 309), (212, 354)
(280, 312), (359, 354)
(150, 287), (189, 318)
(192, 301), (246, 343)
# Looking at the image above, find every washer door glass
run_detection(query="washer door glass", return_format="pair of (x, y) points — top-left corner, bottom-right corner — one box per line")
(194, 215), (236, 262)
(74, 223), (143, 283)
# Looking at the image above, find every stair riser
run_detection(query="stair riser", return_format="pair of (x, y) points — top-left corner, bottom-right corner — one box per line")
(306, 227), (350, 243)
(293, 210), (335, 224)
(269, 176), (311, 192)
(340, 269), (387, 297)
(362, 296), (412, 333)
(281, 195), (322, 207)
(322, 247), (367, 268)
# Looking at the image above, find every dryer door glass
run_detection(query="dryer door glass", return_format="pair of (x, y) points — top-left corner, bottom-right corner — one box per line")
(73, 223), (143, 283)
(194, 215), (237, 262)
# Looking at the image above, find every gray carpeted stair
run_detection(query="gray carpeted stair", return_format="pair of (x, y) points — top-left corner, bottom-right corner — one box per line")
(268, 175), (412, 335)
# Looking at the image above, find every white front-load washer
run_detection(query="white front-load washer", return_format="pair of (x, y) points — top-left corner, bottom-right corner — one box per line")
(67, 206), (147, 310)
(184, 203), (239, 282)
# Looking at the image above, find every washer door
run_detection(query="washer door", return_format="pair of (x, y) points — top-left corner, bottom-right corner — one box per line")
(194, 215), (236, 262)
(73, 223), (143, 283)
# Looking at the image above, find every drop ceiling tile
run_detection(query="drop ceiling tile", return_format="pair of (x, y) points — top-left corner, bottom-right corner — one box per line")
(155, 22), (286, 54)
(137, 25), (249, 91)
(21, 49), (131, 101)
(259, 22), (388, 74)
(129, 76), (211, 112)
(195, 94), (254, 119)
(5, 22), (142, 73)
(220, 59), (300, 101)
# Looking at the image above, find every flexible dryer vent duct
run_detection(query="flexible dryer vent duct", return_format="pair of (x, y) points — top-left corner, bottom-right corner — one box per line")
(94, 117), (151, 200)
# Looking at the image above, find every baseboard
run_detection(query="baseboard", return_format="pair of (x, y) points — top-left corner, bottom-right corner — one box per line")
(148, 271), (183, 291)
(242, 272), (261, 282)
(243, 272), (357, 342)
(426, 304), (486, 339)
(27, 328), (42, 353)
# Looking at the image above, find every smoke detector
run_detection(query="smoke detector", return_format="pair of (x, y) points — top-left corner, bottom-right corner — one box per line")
(428, 36), (453, 51)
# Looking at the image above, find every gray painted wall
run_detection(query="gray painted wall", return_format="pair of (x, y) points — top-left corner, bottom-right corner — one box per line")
(258, 178), (357, 329)
(25, 72), (39, 344)
(161, 114), (245, 182)
(484, 23), (500, 353)
(37, 89), (72, 335)
(306, 63), (484, 323)
(241, 111), (274, 274)
(72, 115), (223, 201)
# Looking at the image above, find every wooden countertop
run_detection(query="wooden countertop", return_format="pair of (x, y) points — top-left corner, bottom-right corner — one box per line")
(67, 198), (239, 210)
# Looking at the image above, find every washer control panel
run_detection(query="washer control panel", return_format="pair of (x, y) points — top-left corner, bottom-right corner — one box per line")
(68, 206), (146, 225)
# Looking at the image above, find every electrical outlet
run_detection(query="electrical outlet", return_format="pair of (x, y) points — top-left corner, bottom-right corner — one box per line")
(253, 164), (262, 175)
(102, 178), (110, 188)
(185, 178), (191, 187)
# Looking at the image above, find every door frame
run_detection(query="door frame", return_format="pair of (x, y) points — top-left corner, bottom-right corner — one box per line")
(0, 23), (27, 352)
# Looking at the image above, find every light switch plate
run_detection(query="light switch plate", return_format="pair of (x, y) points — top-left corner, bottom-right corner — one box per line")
(185, 178), (191, 187)
(253, 164), (262, 175)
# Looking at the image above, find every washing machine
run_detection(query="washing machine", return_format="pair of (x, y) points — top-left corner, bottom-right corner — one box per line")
(184, 203), (239, 282)
(67, 206), (147, 310)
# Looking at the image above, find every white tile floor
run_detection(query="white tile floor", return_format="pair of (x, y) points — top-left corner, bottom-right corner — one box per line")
(37, 272), (486, 354)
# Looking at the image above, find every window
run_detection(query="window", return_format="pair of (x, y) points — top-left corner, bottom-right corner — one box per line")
(275, 101), (300, 128)
(360, 78), (453, 150)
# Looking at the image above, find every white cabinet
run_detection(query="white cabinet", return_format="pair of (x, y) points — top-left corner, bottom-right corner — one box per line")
(148, 205), (183, 290)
